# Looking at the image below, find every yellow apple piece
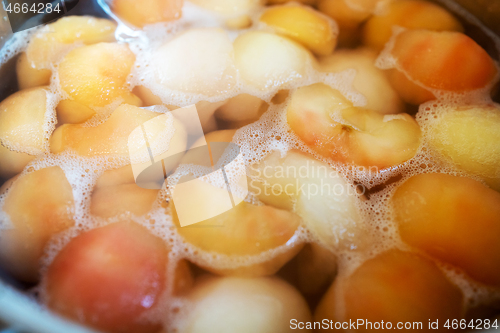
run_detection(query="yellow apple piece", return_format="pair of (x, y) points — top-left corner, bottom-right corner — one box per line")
(392, 173), (500, 286)
(112, 0), (183, 28)
(45, 221), (182, 333)
(319, 48), (404, 114)
(56, 92), (143, 124)
(363, 0), (463, 50)
(316, 249), (464, 328)
(426, 105), (500, 191)
(287, 83), (421, 169)
(282, 243), (337, 296)
(94, 165), (137, 188)
(215, 94), (267, 128)
(90, 161), (160, 219)
(132, 85), (226, 132)
(173, 200), (302, 276)
(151, 28), (236, 96)
(0, 87), (49, 154)
(26, 16), (116, 70)
(233, 31), (311, 90)
(387, 68), (436, 105)
(58, 43), (136, 111)
(133, 85), (164, 106)
(179, 129), (236, 168)
(16, 52), (52, 90)
(390, 30), (497, 93)
(249, 150), (366, 250)
(91, 184), (159, 218)
(260, 4), (337, 56)
(51, 104), (186, 159)
(267, 0), (316, 4)
(318, 0), (382, 46)
(175, 276), (312, 333)
(0, 167), (74, 282)
(0, 144), (35, 179)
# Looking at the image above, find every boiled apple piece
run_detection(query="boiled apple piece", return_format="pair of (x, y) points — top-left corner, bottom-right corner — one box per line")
(317, 0), (381, 46)
(319, 48), (404, 114)
(225, 15), (253, 29)
(92, 165), (165, 216)
(287, 83), (421, 169)
(0, 144), (35, 179)
(318, 0), (374, 28)
(45, 221), (187, 333)
(58, 43), (136, 110)
(268, 0), (316, 4)
(56, 92), (143, 124)
(179, 129), (236, 171)
(426, 105), (500, 191)
(233, 31), (311, 91)
(131, 85), (224, 133)
(388, 68), (436, 105)
(215, 94), (267, 128)
(249, 150), (366, 250)
(91, 184), (159, 218)
(186, 129), (237, 152)
(16, 52), (52, 89)
(260, 4), (337, 56)
(151, 28), (236, 97)
(175, 276), (312, 333)
(190, 0), (260, 16)
(392, 173), (500, 286)
(173, 199), (302, 276)
(315, 249), (464, 327)
(0, 167), (74, 282)
(390, 30), (497, 93)
(95, 165), (137, 188)
(55, 100), (95, 125)
(112, 0), (182, 28)
(51, 104), (186, 160)
(363, 0), (463, 50)
(281, 243), (337, 296)
(26, 16), (116, 69)
(0, 87), (49, 154)
(133, 85), (163, 106)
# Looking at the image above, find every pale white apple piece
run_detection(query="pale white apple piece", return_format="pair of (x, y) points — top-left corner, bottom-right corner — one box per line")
(233, 31), (311, 90)
(189, 0), (260, 16)
(175, 276), (312, 333)
(0, 87), (49, 154)
(151, 28), (237, 96)
(319, 48), (404, 115)
(250, 151), (366, 250)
